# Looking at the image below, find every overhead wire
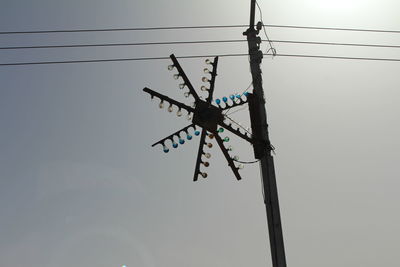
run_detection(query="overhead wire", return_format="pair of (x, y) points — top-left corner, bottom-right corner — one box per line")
(226, 105), (249, 116)
(1, 53), (400, 66)
(2, 39), (399, 50)
(1, 24), (400, 35)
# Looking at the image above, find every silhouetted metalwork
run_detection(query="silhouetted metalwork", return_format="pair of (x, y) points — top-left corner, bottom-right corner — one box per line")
(143, 54), (249, 181)
(142, 1), (288, 266)
(244, 0), (287, 266)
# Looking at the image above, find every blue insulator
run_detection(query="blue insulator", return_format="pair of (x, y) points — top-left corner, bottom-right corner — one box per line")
(163, 146), (169, 153)
(244, 92), (249, 97)
(222, 97), (228, 102)
(229, 94), (235, 100)
(179, 139), (185, 145)
(172, 142), (178, 148)
(187, 134), (193, 140)
(236, 94), (241, 99)
(215, 99), (221, 105)
(194, 130), (200, 136)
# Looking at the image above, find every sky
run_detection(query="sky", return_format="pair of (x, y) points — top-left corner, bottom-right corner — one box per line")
(0, 0), (399, 267)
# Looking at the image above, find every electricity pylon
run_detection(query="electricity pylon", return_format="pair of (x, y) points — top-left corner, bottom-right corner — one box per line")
(142, 1), (287, 266)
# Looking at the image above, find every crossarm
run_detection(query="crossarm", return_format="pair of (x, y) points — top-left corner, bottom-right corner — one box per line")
(218, 120), (253, 144)
(143, 87), (195, 114)
(170, 54), (200, 101)
(152, 124), (196, 147)
(193, 128), (208, 181)
(214, 134), (243, 181)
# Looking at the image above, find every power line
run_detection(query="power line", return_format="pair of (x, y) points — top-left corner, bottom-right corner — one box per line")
(1, 24), (400, 35)
(1, 39), (399, 50)
(1, 53), (400, 67)
(0, 40), (246, 50)
(0, 25), (248, 35)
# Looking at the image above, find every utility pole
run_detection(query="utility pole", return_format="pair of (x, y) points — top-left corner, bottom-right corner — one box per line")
(142, 1), (287, 266)
(244, 1), (287, 267)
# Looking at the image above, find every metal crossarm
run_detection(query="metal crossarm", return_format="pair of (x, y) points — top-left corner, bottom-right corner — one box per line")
(219, 120), (253, 144)
(170, 54), (200, 101)
(214, 134), (242, 180)
(193, 129), (208, 181)
(220, 97), (249, 110)
(143, 87), (195, 114)
(152, 124), (196, 147)
(205, 56), (219, 103)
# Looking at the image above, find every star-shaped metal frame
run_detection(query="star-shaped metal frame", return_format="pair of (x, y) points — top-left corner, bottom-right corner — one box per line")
(143, 54), (253, 181)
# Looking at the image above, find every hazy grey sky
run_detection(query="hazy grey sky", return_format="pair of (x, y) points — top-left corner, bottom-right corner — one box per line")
(1, 1), (399, 267)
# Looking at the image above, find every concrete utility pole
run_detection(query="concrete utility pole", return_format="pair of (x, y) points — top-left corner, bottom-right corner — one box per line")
(244, 1), (287, 266)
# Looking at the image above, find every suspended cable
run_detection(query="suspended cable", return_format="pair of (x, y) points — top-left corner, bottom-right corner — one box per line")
(1, 39), (399, 50)
(0, 25), (248, 35)
(1, 53), (400, 67)
(233, 158), (260, 164)
(255, 0), (277, 56)
(1, 24), (400, 35)
(226, 105), (249, 116)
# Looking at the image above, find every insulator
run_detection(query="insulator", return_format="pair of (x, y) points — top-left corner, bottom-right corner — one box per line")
(168, 65), (175, 71)
(222, 97), (228, 103)
(184, 92), (190, 98)
(187, 113), (193, 121)
(244, 92), (249, 97)
(223, 137), (230, 142)
(207, 143), (213, 148)
(194, 130), (201, 136)
(204, 68), (211, 74)
(179, 138), (185, 145)
(215, 99), (221, 105)
(217, 128), (224, 133)
(227, 146), (234, 151)
(187, 134), (193, 140)
(173, 74), (180, 80)
(179, 83), (185, 89)
(201, 86), (208, 91)
(167, 105), (173, 112)
(233, 155), (240, 161)
(163, 145), (170, 153)
(205, 59), (212, 65)
(177, 109), (183, 117)
(202, 161), (210, 167)
(172, 142), (178, 148)
(202, 77), (209, 83)
(201, 172), (208, 178)
(204, 153), (211, 159)
(236, 94), (241, 99)
(229, 95), (235, 100)
(208, 133), (214, 139)
(159, 101), (164, 109)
